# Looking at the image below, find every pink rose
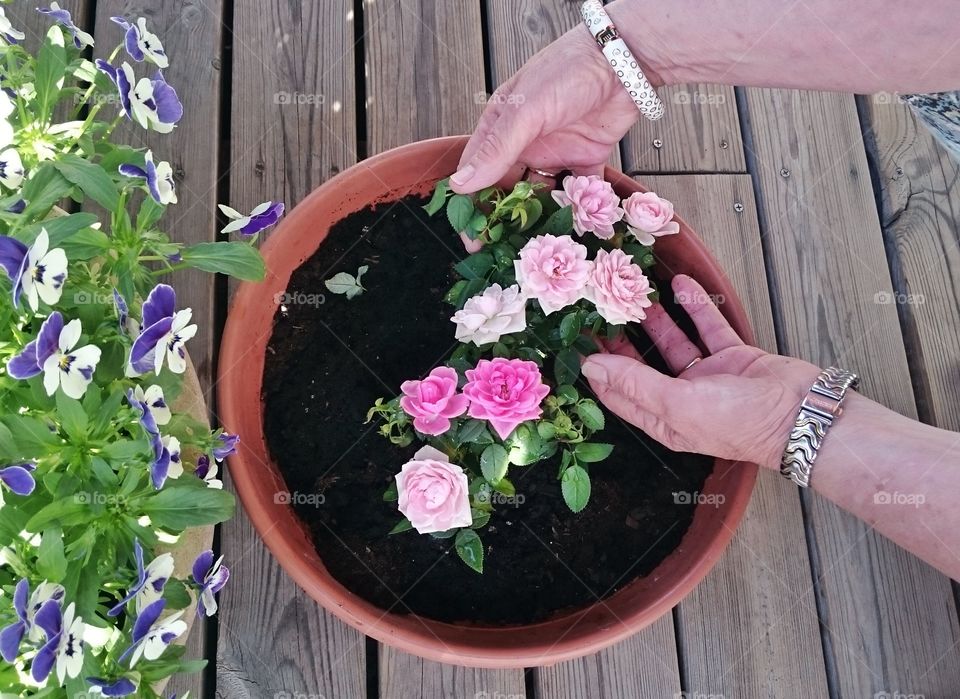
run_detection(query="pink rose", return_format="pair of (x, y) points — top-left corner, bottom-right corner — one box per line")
(396, 446), (472, 534)
(514, 234), (592, 315)
(450, 283), (527, 346)
(622, 191), (680, 246)
(462, 358), (550, 440)
(585, 249), (653, 325)
(551, 175), (624, 239)
(399, 366), (469, 435)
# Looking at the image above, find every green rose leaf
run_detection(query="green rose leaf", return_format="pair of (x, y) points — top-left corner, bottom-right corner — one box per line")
(555, 347), (581, 386)
(480, 444), (509, 485)
(454, 251), (495, 281)
(423, 178), (450, 215)
(576, 401), (605, 431)
(447, 194), (475, 231)
(180, 241), (266, 281)
(455, 528), (484, 573)
(540, 205), (573, 235)
(561, 464), (591, 513)
(559, 312), (582, 347)
(575, 442), (614, 463)
(389, 517), (413, 535)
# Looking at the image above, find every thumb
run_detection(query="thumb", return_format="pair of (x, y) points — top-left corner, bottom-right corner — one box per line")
(451, 109), (537, 193)
(581, 354), (677, 429)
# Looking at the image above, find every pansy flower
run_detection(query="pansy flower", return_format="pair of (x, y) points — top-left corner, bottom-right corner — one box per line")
(163, 436), (182, 479)
(191, 550), (230, 617)
(0, 228), (68, 310)
(0, 90), (14, 148)
(219, 201), (284, 236)
(212, 433), (238, 462)
(0, 8), (25, 44)
(108, 540), (175, 616)
(37, 3), (94, 49)
(7, 312), (63, 379)
(0, 578), (32, 661)
(134, 384), (171, 425)
(86, 677), (138, 697)
(0, 148), (23, 189)
(126, 387), (170, 489)
(96, 61), (182, 133)
(8, 312), (101, 399)
(113, 288), (140, 336)
(119, 149), (176, 205)
(195, 455), (223, 489)
(128, 284), (197, 376)
(120, 599), (186, 667)
(110, 16), (168, 68)
(0, 462), (35, 498)
(32, 600), (84, 685)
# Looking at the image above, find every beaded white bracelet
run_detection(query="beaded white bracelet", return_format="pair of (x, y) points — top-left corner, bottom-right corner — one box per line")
(580, 0), (664, 121)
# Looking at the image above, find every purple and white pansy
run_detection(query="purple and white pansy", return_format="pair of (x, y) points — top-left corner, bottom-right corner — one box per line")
(110, 16), (168, 68)
(195, 455), (223, 489)
(0, 578), (60, 662)
(0, 8), (25, 44)
(7, 312), (101, 399)
(31, 600), (85, 685)
(126, 386), (171, 489)
(212, 432), (239, 462)
(0, 228), (68, 311)
(86, 676), (138, 697)
(0, 461), (36, 498)
(119, 149), (176, 205)
(96, 60), (182, 133)
(0, 147), (23, 189)
(37, 3), (94, 49)
(120, 599), (186, 668)
(163, 435), (182, 479)
(191, 550), (230, 617)
(219, 201), (284, 236)
(134, 384), (171, 425)
(108, 539), (175, 616)
(128, 283), (197, 376)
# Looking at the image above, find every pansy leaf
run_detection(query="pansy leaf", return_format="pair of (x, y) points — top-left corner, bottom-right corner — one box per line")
(574, 442), (614, 463)
(36, 529), (67, 581)
(57, 227), (111, 260)
(576, 400), (605, 431)
(21, 164), (74, 220)
(455, 529), (484, 573)
(540, 205), (573, 235)
(561, 464), (591, 513)
(423, 178), (449, 216)
(35, 26), (68, 121)
(55, 392), (88, 441)
(480, 444), (509, 485)
(138, 196), (167, 231)
(54, 154), (120, 211)
(446, 194), (475, 232)
(181, 242), (266, 281)
(139, 487), (236, 529)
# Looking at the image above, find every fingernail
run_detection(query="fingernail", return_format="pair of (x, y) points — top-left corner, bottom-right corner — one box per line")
(450, 164), (475, 186)
(581, 360), (608, 384)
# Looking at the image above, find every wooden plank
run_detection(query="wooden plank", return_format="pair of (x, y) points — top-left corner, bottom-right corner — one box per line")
(8, 1), (89, 48)
(535, 616), (681, 698)
(859, 95), (960, 431)
(484, 0), (621, 171)
(380, 649), (527, 699)
(639, 174), (830, 697)
(218, 1), (366, 697)
(364, 0), (530, 690)
(622, 85), (745, 173)
(742, 87), (960, 695)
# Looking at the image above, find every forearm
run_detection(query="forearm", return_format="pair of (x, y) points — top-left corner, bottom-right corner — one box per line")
(801, 393), (960, 579)
(607, 0), (959, 94)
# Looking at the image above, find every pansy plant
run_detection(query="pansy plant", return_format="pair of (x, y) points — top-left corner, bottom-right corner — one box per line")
(0, 9), (278, 697)
(366, 178), (680, 572)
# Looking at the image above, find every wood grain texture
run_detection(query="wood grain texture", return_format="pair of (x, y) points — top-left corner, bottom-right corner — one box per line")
(484, 0), (621, 171)
(364, 0), (485, 152)
(218, 1), (366, 697)
(859, 96), (960, 431)
(535, 616), (680, 698)
(742, 87), (960, 695)
(623, 85), (745, 173)
(380, 649), (527, 699)
(640, 174), (829, 698)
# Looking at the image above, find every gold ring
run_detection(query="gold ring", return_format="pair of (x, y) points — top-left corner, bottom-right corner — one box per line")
(528, 167), (558, 179)
(681, 357), (702, 372)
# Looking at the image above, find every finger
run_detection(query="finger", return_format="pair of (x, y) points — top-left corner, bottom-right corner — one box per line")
(524, 167), (558, 189)
(640, 304), (702, 375)
(496, 162), (529, 191)
(451, 108), (539, 194)
(581, 353), (677, 430)
(600, 333), (645, 362)
(571, 162), (605, 178)
(458, 231), (484, 253)
(672, 274), (743, 354)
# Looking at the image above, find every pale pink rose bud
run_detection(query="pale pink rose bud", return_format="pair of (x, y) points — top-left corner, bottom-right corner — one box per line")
(450, 283), (527, 346)
(584, 249), (653, 325)
(399, 366), (469, 435)
(551, 175), (624, 239)
(514, 234), (592, 315)
(396, 446), (472, 534)
(622, 190), (680, 246)
(462, 358), (550, 440)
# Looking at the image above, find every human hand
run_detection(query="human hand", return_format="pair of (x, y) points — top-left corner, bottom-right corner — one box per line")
(581, 275), (821, 470)
(449, 24), (643, 195)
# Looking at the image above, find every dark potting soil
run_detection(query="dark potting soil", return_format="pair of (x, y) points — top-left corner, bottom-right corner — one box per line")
(262, 194), (714, 625)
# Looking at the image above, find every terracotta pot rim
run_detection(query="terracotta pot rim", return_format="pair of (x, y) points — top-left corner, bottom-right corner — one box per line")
(218, 135), (758, 668)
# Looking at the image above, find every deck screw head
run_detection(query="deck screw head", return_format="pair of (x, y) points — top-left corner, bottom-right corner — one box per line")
(719, 139), (729, 149)
(652, 138), (663, 149)
(780, 167), (790, 178)
(733, 201), (744, 213)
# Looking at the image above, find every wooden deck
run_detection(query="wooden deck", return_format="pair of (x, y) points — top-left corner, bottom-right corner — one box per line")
(12, 1), (960, 697)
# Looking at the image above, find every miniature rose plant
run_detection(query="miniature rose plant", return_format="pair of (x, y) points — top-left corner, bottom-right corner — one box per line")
(366, 174), (680, 573)
(0, 9), (275, 697)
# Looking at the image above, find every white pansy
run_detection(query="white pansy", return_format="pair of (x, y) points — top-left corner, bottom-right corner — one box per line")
(42, 319), (101, 399)
(21, 229), (68, 312)
(0, 148), (23, 189)
(129, 609), (186, 667)
(55, 603), (84, 686)
(155, 309), (197, 374)
(133, 384), (170, 425)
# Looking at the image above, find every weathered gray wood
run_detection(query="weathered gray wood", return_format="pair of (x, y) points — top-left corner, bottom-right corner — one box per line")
(641, 174), (830, 697)
(485, 0), (621, 171)
(743, 87), (960, 695)
(859, 95), (960, 430)
(380, 648), (527, 699)
(218, 1), (366, 697)
(535, 616), (681, 698)
(8, 0), (88, 47)
(623, 85), (745, 173)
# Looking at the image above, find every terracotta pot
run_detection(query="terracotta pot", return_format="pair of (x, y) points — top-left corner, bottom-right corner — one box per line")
(218, 136), (758, 668)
